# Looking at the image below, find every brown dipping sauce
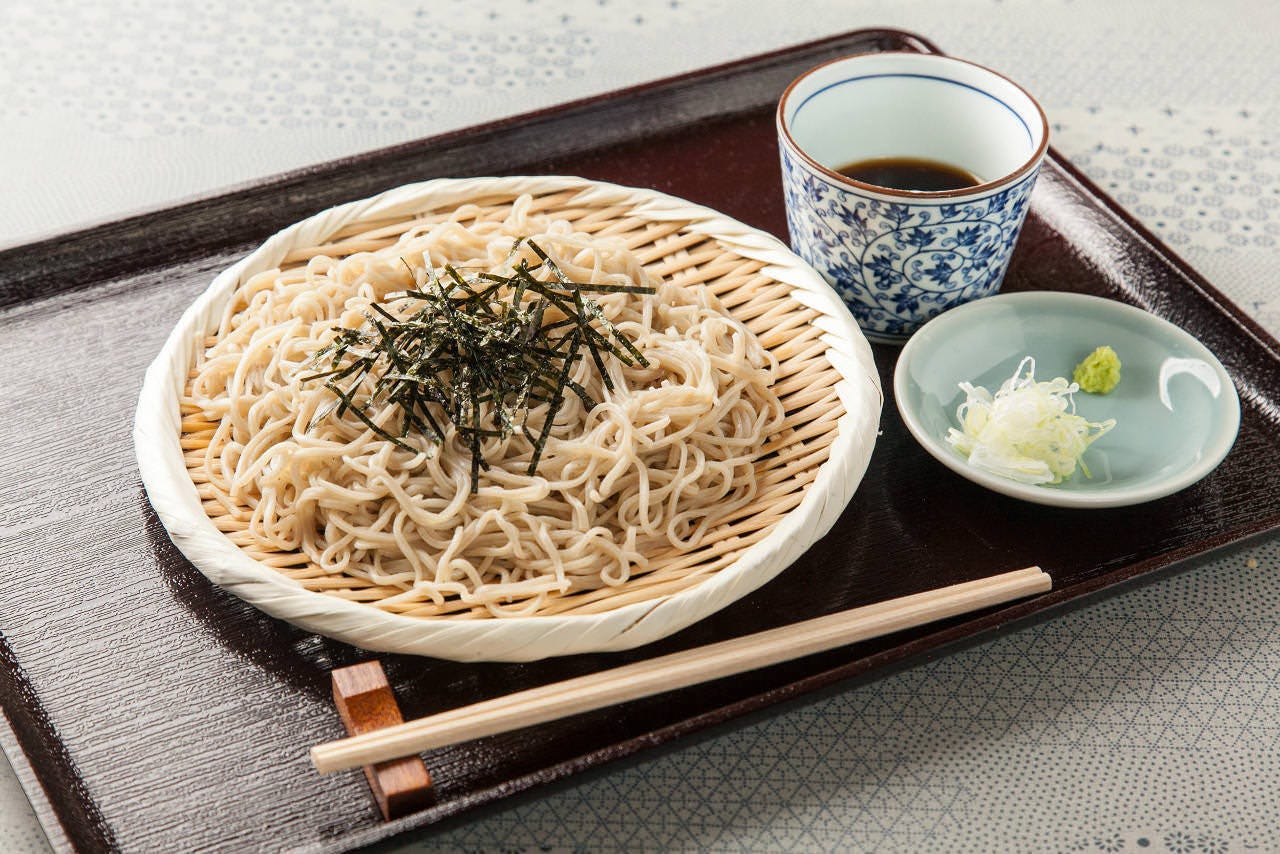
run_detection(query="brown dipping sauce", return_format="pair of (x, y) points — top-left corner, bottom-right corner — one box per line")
(835, 156), (981, 192)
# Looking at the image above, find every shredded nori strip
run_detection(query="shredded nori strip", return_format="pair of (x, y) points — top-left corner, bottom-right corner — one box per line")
(302, 238), (654, 492)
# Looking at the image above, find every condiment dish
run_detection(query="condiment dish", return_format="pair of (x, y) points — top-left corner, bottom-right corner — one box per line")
(894, 291), (1240, 508)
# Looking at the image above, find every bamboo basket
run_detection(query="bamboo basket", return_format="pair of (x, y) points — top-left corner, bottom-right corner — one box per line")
(135, 176), (881, 661)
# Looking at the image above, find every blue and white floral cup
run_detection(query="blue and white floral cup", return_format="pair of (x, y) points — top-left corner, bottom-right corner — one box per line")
(777, 52), (1049, 342)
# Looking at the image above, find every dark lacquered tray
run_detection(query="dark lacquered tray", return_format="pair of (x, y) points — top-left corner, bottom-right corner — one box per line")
(2, 28), (1279, 853)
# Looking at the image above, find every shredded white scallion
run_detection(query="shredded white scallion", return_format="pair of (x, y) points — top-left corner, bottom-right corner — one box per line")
(945, 356), (1116, 485)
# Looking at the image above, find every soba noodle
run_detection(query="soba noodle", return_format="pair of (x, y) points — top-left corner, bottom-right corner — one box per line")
(186, 196), (785, 617)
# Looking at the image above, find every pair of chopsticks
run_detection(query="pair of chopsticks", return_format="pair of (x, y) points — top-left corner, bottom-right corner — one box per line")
(311, 566), (1050, 773)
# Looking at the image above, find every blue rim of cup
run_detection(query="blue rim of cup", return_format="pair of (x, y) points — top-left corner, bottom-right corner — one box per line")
(776, 51), (1051, 200)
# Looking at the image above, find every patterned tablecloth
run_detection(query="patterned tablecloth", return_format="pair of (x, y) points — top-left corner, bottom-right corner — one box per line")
(2, 1), (1277, 851)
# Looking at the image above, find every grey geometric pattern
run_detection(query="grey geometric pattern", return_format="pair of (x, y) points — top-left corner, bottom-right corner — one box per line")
(1, 2), (602, 138)
(1054, 106), (1280, 252)
(1, 0), (1278, 851)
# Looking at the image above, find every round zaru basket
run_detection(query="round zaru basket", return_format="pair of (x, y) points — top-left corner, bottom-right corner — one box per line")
(138, 176), (881, 660)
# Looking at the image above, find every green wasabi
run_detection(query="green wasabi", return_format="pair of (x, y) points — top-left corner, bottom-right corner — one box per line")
(1073, 345), (1121, 394)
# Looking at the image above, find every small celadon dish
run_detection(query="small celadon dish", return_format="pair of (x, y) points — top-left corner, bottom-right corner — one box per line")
(894, 291), (1240, 508)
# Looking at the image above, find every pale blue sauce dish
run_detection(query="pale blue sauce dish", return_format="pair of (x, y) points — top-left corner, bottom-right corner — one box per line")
(893, 291), (1240, 508)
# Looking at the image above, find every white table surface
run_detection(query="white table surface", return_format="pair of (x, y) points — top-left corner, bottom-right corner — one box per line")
(2, 1), (1278, 851)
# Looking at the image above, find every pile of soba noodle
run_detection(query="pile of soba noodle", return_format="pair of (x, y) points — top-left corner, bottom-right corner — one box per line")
(188, 196), (785, 617)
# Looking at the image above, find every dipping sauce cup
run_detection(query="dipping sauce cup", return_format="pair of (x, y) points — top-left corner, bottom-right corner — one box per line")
(777, 52), (1049, 342)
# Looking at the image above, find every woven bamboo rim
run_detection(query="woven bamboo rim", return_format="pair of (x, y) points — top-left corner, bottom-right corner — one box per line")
(178, 186), (846, 621)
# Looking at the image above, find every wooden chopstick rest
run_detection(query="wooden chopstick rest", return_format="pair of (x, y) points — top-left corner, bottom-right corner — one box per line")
(331, 661), (435, 820)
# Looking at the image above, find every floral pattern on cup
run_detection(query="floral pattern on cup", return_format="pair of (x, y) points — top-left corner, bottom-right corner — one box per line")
(780, 143), (1039, 341)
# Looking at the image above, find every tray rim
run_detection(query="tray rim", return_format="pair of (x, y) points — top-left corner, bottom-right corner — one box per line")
(0, 676), (87, 853)
(2, 25), (1280, 854)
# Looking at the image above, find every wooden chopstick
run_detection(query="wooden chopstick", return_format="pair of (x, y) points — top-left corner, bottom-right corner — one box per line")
(311, 566), (1050, 774)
